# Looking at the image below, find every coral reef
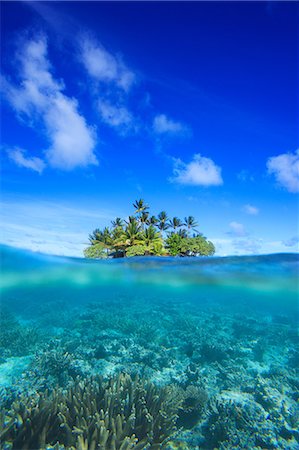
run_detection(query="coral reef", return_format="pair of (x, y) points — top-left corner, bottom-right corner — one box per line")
(1, 292), (298, 449)
(0, 310), (42, 358)
(1, 373), (181, 449)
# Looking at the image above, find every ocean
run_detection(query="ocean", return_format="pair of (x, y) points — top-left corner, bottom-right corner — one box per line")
(0, 245), (298, 449)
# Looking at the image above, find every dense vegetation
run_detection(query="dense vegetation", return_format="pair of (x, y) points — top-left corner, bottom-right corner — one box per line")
(84, 199), (215, 258)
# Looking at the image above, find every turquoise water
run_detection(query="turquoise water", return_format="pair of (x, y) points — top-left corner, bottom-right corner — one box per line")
(0, 245), (298, 449)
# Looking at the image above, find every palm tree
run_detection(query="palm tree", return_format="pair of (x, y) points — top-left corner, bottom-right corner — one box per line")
(115, 220), (143, 248)
(111, 224), (124, 242)
(125, 215), (138, 225)
(140, 211), (149, 229)
(142, 225), (163, 254)
(143, 225), (162, 247)
(125, 221), (144, 246)
(149, 215), (158, 226)
(177, 228), (188, 238)
(133, 199), (149, 215)
(89, 227), (111, 256)
(169, 217), (183, 232)
(102, 227), (112, 255)
(158, 211), (167, 222)
(157, 211), (169, 232)
(111, 217), (124, 229)
(88, 228), (102, 244)
(84, 199), (214, 259)
(184, 216), (199, 234)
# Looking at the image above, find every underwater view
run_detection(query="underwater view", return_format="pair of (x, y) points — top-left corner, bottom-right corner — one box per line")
(0, 245), (298, 449)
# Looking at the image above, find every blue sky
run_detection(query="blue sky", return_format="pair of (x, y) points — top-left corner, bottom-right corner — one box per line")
(1, 1), (298, 257)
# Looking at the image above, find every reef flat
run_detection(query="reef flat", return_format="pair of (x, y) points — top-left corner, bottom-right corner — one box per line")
(0, 246), (298, 449)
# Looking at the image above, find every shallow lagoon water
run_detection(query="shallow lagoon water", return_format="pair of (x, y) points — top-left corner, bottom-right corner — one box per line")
(0, 245), (298, 449)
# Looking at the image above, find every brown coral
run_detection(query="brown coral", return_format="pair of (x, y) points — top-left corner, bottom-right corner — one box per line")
(1, 373), (181, 449)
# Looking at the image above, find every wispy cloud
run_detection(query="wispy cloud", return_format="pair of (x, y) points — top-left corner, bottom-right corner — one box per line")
(8, 148), (45, 174)
(212, 236), (294, 256)
(2, 36), (97, 171)
(243, 204), (259, 215)
(171, 153), (223, 187)
(0, 199), (117, 257)
(228, 221), (248, 237)
(1, 221), (87, 258)
(267, 149), (299, 193)
(79, 35), (139, 135)
(211, 237), (261, 256)
(79, 38), (190, 140)
(153, 114), (189, 136)
(98, 100), (135, 134)
(80, 36), (135, 92)
(232, 238), (263, 254)
(282, 236), (299, 248)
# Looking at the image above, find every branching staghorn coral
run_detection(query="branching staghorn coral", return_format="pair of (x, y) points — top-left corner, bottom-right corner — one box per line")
(1, 373), (181, 449)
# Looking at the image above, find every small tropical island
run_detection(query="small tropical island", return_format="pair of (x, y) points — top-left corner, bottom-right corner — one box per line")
(84, 199), (215, 258)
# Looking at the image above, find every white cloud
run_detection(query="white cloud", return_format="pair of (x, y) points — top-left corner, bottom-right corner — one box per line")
(243, 204), (259, 215)
(45, 96), (97, 170)
(211, 237), (296, 256)
(232, 238), (262, 254)
(267, 149), (299, 193)
(153, 114), (188, 135)
(98, 100), (133, 132)
(1, 222), (87, 258)
(228, 221), (248, 237)
(2, 36), (97, 171)
(172, 153), (223, 186)
(80, 37), (135, 91)
(79, 37), (137, 135)
(211, 237), (263, 256)
(8, 148), (45, 174)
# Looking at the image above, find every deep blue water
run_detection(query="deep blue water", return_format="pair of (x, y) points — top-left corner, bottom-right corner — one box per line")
(0, 245), (298, 449)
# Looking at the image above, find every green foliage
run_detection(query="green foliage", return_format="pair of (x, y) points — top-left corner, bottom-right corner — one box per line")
(165, 233), (184, 256)
(166, 233), (215, 257)
(181, 235), (215, 256)
(149, 215), (158, 225)
(84, 243), (107, 259)
(126, 244), (147, 257)
(133, 198), (148, 215)
(84, 199), (215, 258)
(111, 225), (124, 241)
(169, 216), (183, 231)
(184, 215), (199, 233)
(119, 220), (143, 247)
(157, 211), (170, 231)
(142, 225), (162, 247)
(151, 240), (166, 256)
(140, 211), (149, 227)
(111, 217), (124, 229)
